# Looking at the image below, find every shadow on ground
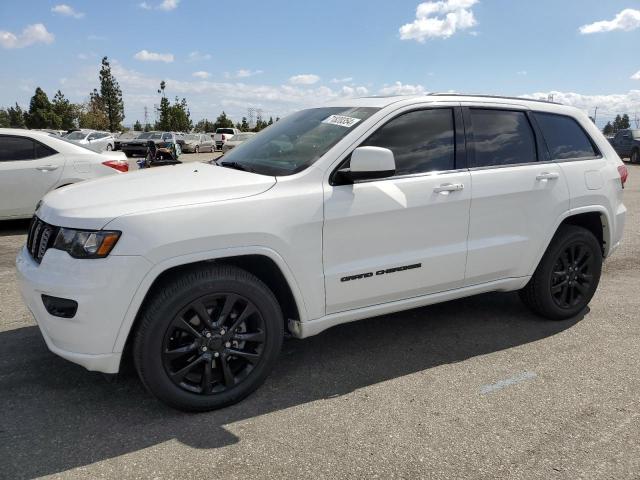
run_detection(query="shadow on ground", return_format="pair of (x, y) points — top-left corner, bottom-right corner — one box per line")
(0, 291), (582, 478)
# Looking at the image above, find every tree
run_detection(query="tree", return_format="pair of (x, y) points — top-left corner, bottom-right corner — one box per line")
(98, 57), (125, 132)
(133, 120), (143, 131)
(213, 111), (234, 130)
(0, 108), (9, 127)
(169, 97), (192, 132)
(603, 121), (613, 136)
(155, 81), (172, 130)
(24, 87), (55, 129)
(193, 118), (215, 132)
(240, 117), (250, 131)
(78, 89), (109, 130)
(267, 116), (274, 126)
(51, 90), (77, 130)
(7, 103), (26, 128)
(620, 114), (631, 130)
(144, 122), (152, 132)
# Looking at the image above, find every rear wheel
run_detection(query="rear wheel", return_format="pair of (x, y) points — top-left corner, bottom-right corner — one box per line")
(195, 145), (200, 154)
(134, 265), (284, 411)
(519, 225), (602, 320)
(631, 149), (640, 164)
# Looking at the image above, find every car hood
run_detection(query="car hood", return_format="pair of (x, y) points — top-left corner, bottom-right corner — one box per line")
(38, 163), (276, 229)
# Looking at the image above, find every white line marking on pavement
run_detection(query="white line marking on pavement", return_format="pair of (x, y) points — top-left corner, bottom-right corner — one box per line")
(480, 371), (537, 394)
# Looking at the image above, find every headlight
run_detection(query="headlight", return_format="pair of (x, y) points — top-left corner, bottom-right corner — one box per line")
(53, 228), (121, 259)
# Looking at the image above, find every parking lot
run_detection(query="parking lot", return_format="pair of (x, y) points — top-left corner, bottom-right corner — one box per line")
(0, 163), (638, 479)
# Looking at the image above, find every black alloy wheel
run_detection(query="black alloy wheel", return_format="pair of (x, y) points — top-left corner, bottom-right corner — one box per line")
(162, 293), (265, 395)
(549, 242), (596, 310)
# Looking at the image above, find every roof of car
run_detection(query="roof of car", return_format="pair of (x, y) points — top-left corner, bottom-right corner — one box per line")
(326, 93), (581, 116)
(0, 128), (58, 139)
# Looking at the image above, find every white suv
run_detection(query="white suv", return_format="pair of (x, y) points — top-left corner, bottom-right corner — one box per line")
(16, 95), (627, 411)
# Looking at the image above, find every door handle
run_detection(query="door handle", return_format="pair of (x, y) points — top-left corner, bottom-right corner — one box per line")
(536, 172), (559, 181)
(433, 183), (464, 194)
(36, 165), (59, 172)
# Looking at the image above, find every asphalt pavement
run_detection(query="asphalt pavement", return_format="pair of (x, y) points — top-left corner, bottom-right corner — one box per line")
(0, 163), (638, 479)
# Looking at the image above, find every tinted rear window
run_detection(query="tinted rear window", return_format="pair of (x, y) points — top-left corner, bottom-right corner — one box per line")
(533, 112), (598, 160)
(470, 109), (537, 167)
(217, 129), (235, 135)
(0, 136), (35, 161)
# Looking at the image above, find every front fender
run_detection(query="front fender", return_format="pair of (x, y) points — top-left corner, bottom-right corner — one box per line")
(110, 245), (308, 353)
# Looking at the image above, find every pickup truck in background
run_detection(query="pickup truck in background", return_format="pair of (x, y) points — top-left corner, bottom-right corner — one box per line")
(610, 129), (640, 163)
(213, 127), (240, 151)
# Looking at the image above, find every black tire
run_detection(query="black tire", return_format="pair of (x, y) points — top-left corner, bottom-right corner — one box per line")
(133, 264), (284, 412)
(519, 225), (602, 320)
(106, 144), (113, 151)
(631, 149), (640, 164)
(195, 145), (199, 154)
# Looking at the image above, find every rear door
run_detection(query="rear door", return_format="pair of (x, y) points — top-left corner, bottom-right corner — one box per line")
(0, 135), (64, 218)
(323, 105), (471, 314)
(462, 105), (570, 284)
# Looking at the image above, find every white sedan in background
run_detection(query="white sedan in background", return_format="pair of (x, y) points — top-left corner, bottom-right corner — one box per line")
(65, 130), (115, 152)
(0, 129), (129, 220)
(221, 132), (256, 153)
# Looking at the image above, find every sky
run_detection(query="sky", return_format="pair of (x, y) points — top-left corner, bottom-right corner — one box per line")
(1, 0), (640, 128)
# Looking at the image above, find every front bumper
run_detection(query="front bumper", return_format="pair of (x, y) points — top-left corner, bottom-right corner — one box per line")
(16, 246), (153, 373)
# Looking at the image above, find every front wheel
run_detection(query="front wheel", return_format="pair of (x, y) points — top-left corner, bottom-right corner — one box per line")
(106, 144), (112, 151)
(133, 265), (284, 411)
(631, 149), (640, 164)
(519, 225), (602, 320)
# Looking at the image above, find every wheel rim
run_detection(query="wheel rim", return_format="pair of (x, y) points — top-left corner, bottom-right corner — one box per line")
(550, 242), (595, 310)
(633, 151), (639, 163)
(195, 146), (199, 153)
(162, 293), (266, 395)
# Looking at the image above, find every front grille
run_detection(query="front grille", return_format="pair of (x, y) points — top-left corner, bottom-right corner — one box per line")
(26, 217), (59, 264)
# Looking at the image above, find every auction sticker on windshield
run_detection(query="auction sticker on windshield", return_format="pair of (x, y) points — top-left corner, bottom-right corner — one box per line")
(322, 115), (362, 128)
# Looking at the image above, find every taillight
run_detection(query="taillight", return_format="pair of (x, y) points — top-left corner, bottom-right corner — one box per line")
(618, 165), (628, 188)
(102, 160), (129, 173)
(221, 134), (226, 141)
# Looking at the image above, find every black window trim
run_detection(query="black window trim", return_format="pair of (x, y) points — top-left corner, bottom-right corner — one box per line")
(0, 134), (58, 162)
(531, 111), (602, 162)
(329, 105), (466, 186)
(462, 106), (544, 171)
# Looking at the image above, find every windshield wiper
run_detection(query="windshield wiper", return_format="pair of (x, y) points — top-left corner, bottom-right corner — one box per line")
(217, 160), (256, 173)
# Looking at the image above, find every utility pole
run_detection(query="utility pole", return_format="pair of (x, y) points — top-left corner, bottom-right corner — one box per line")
(144, 106), (149, 126)
(593, 106), (598, 124)
(247, 107), (256, 128)
(635, 112), (640, 128)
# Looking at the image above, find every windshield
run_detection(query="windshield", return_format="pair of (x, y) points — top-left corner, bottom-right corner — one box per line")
(119, 132), (138, 139)
(186, 134), (200, 141)
(216, 128), (235, 134)
(219, 107), (379, 176)
(138, 132), (162, 139)
(66, 131), (87, 140)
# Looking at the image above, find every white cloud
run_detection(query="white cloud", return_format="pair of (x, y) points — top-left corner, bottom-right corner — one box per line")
(192, 71), (211, 79)
(331, 77), (353, 84)
(400, 0), (478, 42)
(159, 0), (179, 11)
(579, 8), (640, 34)
(517, 70), (527, 76)
(187, 51), (212, 62)
(236, 69), (263, 78)
(632, 71), (640, 80)
(51, 4), (85, 19)
(378, 81), (427, 95)
(0, 24), (55, 49)
(522, 90), (640, 125)
(139, 2), (152, 9)
(134, 49), (174, 63)
(289, 74), (320, 85)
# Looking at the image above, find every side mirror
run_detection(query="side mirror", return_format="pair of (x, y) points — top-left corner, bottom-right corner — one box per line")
(336, 146), (396, 184)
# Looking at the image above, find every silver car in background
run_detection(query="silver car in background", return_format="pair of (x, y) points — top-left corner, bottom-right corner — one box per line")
(182, 133), (215, 153)
(64, 130), (115, 152)
(221, 132), (256, 153)
(114, 131), (140, 151)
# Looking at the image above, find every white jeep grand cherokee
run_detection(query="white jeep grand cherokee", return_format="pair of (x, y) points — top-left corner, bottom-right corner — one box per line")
(17, 94), (627, 411)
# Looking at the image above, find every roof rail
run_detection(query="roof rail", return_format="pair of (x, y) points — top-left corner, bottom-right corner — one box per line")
(427, 93), (563, 105)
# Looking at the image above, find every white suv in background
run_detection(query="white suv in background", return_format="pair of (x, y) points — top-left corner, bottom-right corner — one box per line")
(17, 95), (627, 411)
(0, 129), (129, 220)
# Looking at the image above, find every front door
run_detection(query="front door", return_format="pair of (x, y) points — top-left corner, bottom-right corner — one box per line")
(0, 135), (64, 218)
(323, 107), (471, 314)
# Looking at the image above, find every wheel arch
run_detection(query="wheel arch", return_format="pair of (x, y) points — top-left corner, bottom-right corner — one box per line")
(529, 206), (611, 277)
(113, 247), (308, 360)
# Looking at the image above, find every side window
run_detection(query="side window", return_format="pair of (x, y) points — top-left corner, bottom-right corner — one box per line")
(0, 136), (35, 161)
(470, 109), (537, 167)
(34, 142), (57, 159)
(87, 133), (98, 141)
(361, 108), (455, 175)
(533, 112), (598, 160)
(162, 133), (172, 141)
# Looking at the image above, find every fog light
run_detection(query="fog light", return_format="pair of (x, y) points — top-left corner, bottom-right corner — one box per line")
(42, 295), (78, 318)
